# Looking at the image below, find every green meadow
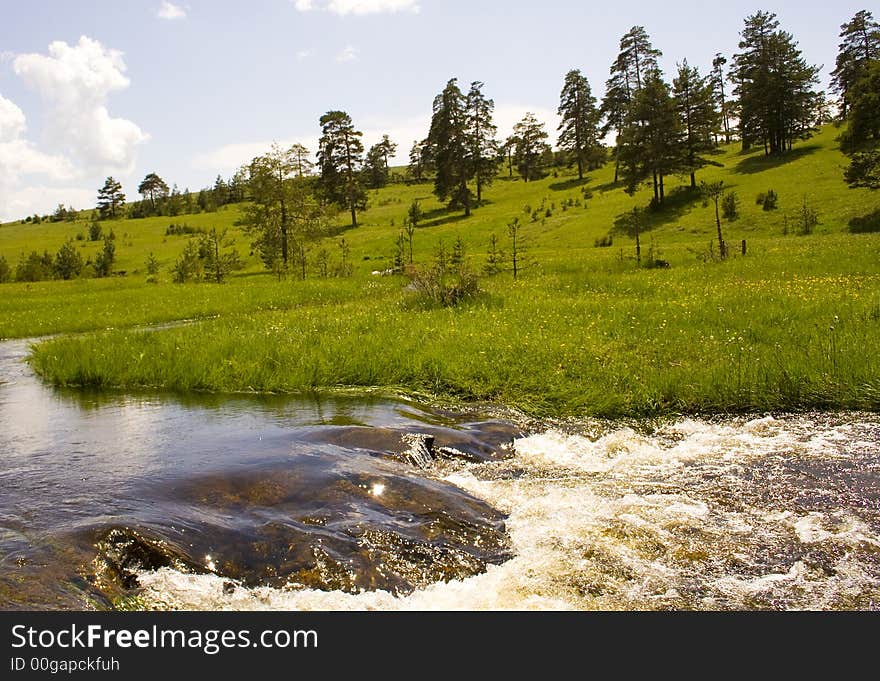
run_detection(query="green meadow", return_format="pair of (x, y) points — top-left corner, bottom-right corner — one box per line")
(3, 125), (880, 417)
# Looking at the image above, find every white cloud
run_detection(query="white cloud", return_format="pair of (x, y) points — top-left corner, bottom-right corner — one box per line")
(336, 45), (359, 63)
(157, 1), (187, 20)
(297, 49), (316, 59)
(0, 94), (26, 143)
(13, 36), (148, 174)
(0, 94), (84, 221)
(294, 0), (420, 16)
(0, 185), (94, 223)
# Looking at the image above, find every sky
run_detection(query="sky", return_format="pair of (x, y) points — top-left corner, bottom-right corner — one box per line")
(0, 0), (870, 221)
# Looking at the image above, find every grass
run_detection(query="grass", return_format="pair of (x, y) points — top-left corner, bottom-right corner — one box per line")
(5, 125), (880, 417)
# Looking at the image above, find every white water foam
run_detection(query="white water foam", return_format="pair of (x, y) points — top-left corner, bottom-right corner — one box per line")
(135, 415), (880, 611)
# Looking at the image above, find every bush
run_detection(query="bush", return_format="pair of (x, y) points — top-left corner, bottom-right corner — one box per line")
(761, 189), (778, 211)
(172, 229), (242, 283)
(166, 223), (206, 236)
(53, 240), (84, 280)
(407, 241), (480, 308)
(0, 255), (10, 283)
(93, 235), (116, 277)
(15, 250), (54, 282)
(172, 241), (204, 283)
(408, 265), (479, 308)
(796, 197), (819, 235)
(594, 234), (614, 248)
(145, 253), (160, 284)
(88, 221), (103, 241)
(722, 191), (740, 221)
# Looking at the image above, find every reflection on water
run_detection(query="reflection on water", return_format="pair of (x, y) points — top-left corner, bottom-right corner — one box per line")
(1, 338), (878, 611)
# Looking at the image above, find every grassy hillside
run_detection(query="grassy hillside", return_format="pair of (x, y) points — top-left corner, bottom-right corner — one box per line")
(4, 126), (880, 416)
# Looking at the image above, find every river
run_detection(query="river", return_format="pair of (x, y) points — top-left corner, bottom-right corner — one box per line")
(1, 338), (878, 610)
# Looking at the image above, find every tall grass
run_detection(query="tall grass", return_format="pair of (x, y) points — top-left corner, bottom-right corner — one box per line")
(30, 237), (880, 417)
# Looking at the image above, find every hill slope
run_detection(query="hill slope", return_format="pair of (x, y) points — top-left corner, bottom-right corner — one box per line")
(2, 126), (879, 417)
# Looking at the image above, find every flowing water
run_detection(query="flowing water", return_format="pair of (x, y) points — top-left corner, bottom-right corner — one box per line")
(0, 337), (878, 611)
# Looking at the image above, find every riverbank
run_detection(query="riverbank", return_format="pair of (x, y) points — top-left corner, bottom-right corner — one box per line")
(27, 233), (880, 418)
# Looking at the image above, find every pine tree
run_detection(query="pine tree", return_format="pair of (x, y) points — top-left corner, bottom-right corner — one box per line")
(602, 27), (662, 183)
(618, 69), (682, 204)
(427, 79), (473, 215)
(840, 60), (880, 188)
(831, 10), (880, 118)
(364, 142), (389, 188)
(290, 144), (314, 178)
(408, 139), (429, 182)
(137, 173), (169, 213)
(97, 177), (125, 219)
(378, 135), (397, 176)
(513, 113), (550, 182)
(732, 11), (821, 155)
(673, 60), (721, 188)
(557, 69), (601, 181)
(712, 54), (732, 144)
(318, 111), (366, 228)
(466, 81), (500, 202)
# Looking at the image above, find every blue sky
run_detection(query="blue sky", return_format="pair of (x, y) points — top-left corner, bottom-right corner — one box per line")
(0, 0), (869, 220)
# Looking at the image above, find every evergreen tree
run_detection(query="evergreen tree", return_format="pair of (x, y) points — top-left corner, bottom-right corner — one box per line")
(557, 69), (601, 180)
(466, 81), (500, 202)
(618, 69), (682, 204)
(53, 239), (84, 280)
(94, 234), (116, 277)
(673, 60), (721, 188)
(732, 11), (821, 155)
(512, 113), (550, 182)
(841, 60), (880, 188)
(408, 139), (429, 182)
(213, 175), (229, 206)
(831, 10), (880, 118)
(427, 79), (473, 215)
(602, 27), (662, 183)
(97, 177), (125, 219)
(290, 143), (314, 178)
(712, 54), (732, 144)
(318, 111), (366, 227)
(364, 142), (390, 188)
(378, 135), (397, 176)
(137, 173), (169, 214)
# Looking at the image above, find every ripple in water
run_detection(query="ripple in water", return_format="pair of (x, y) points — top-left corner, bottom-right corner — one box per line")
(133, 414), (880, 611)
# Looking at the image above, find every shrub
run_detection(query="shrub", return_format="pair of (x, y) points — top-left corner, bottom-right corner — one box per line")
(594, 234), (614, 248)
(762, 189), (778, 211)
(172, 241), (204, 283)
(722, 191), (740, 221)
(796, 197), (819, 235)
(53, 240), (84, 280)
(15, 250), (54, 282)
(94, 235), (116, 277)
(88, 221), (103, 241)
(0, 255), (10, 283)
(407, 240), (480, 308)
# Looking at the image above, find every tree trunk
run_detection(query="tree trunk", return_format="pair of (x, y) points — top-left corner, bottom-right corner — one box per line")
(690, 172), (697, 190)
(715, 197), (726, 259)
(635, 226), (641, 263)
(659, 174), (665, 203)
(280, 199), (289, 265)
